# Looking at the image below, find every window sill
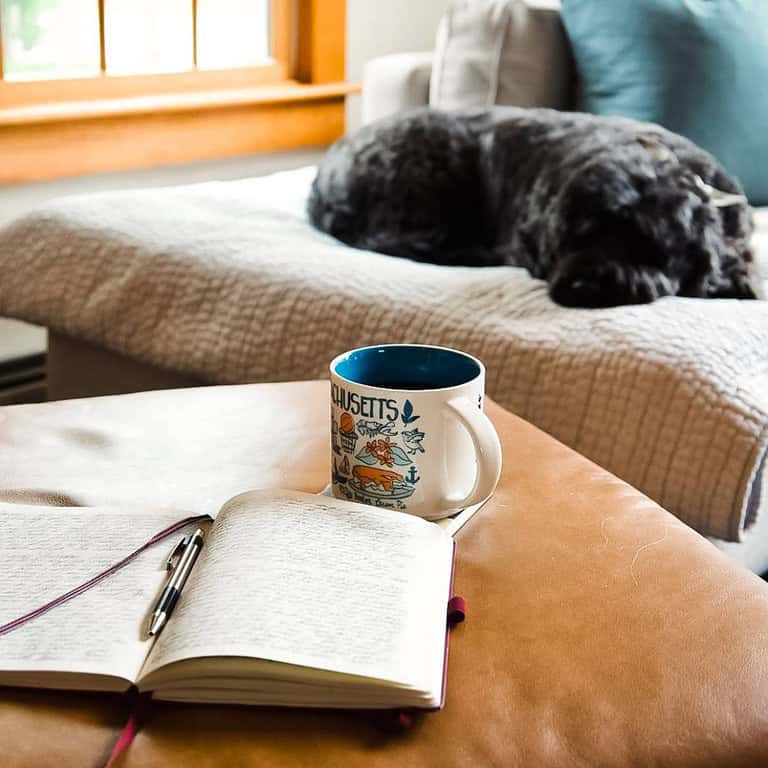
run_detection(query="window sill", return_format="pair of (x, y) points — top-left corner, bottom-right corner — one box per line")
(0, 80), (359, 127)
(0, 80), (357, 184)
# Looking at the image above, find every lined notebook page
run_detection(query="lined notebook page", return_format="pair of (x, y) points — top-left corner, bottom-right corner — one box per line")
(142, 490), (453, 694)
(0, 504), (192, 688)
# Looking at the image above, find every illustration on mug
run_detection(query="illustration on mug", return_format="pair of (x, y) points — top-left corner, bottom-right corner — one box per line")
(332, 455), (351, 487)
(349, 466), (414, 506)
(355, 437), (411, 467)
(401, 428), (425, 454)
(338, 412), (359, 453)
(356, 419), (398, 437)
(333, 400), (425, 510)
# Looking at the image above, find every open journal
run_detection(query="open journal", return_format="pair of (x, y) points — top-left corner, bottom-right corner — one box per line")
(0, 490), (456, 709)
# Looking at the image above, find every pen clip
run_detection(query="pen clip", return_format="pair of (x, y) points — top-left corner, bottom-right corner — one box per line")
(166, 535), (190, 571)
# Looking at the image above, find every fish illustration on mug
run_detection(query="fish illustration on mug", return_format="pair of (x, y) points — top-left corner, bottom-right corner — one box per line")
(402, 428), (426, 454)
(356, 419), (398, 438)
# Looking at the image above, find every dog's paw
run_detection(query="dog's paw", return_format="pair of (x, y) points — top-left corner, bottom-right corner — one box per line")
(549, 275), (617, 308)
(549, 256), (676, 308)
(703, 247), (765, 300)
(706, 275), (764, 300)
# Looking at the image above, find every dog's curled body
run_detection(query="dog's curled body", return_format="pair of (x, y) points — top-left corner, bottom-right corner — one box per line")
(308, 107), (760, 307)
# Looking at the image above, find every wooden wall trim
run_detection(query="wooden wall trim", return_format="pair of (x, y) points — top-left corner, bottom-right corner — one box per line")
(296, 0), (346, 84)
(0, 81), (357, 126)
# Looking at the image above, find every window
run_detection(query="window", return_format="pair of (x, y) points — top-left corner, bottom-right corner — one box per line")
(0, 0), (352, 184)
(1, 0), (101, 81)
(0, 0), (292, 107)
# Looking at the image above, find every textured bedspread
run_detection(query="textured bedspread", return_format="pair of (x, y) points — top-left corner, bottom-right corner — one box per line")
(1, 167), (766, 542)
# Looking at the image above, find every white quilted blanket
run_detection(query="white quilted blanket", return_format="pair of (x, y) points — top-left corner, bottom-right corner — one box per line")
(1, 167), (767, 542)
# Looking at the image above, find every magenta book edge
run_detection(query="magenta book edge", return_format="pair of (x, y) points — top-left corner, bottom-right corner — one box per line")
(439, 539), (461, 711)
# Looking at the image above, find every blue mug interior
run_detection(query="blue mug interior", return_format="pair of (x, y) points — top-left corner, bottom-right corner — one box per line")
(333, 345), (480, 390)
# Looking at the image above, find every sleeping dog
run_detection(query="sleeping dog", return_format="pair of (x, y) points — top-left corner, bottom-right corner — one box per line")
(308, 107), (761, 307)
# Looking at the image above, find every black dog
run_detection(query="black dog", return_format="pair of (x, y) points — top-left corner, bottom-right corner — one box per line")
(308, 107), (761, 307)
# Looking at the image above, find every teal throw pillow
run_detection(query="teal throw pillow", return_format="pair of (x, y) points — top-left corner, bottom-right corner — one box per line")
(561, 0), (768, 205)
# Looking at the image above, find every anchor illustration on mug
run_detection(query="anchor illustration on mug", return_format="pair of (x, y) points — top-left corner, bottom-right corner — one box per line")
(406, 466), (420, 485)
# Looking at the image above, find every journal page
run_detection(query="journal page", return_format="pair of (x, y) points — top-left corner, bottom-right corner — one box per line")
(142, 490), (453, 698)
(0, 503), (199, 691)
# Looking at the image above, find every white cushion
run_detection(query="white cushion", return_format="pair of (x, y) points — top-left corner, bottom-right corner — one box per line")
(429, 0), (573, 110)
(362, 53), (434, 126)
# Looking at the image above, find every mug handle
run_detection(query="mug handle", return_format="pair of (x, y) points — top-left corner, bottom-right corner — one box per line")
(441, 397), (503, 510)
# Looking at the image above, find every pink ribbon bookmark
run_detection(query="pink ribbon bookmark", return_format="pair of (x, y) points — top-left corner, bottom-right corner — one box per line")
(0, 514), (210, 638)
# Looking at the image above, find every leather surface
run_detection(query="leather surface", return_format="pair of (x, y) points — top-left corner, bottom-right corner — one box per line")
(0, 381), (328, 513)
(1, 381), (768, 767)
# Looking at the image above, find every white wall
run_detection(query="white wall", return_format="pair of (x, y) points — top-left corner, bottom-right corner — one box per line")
(346, 0), (448, 132)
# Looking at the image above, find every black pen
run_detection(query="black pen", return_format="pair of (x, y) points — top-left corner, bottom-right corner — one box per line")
(148, 528), (205, 637)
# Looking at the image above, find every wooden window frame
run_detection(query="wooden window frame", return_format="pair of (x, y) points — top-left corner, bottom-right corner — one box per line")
(0, 0), (356, 183)
(0, 0), (293, 108)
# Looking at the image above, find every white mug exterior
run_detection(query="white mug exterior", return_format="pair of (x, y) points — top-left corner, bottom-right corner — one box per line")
(329, 345), (502, 520)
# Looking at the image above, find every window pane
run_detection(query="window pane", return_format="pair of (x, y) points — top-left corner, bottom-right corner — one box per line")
(196, 0), (270, 70)
(1, 0), (100, 81)
(104, 0), (192, 75)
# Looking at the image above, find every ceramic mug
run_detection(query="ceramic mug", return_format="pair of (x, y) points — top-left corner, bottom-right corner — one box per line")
(329, 344), (502, 520)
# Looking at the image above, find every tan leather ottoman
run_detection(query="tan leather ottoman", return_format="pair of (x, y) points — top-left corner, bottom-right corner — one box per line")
(1, 381), (767, 767)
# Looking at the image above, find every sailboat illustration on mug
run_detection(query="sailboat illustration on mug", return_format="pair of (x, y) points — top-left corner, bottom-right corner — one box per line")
(333, 455), (351, 486)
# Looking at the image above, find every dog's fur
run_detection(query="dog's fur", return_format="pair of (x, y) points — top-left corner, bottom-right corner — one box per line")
(308, 107), (760, 307)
